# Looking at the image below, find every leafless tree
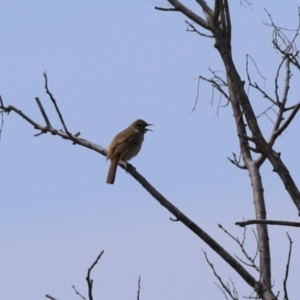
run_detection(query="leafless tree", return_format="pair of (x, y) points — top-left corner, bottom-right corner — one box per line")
(1, 1), (300, 300)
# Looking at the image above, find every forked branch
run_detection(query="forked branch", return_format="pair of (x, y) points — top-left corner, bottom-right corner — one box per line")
(218, 224), (259, 272)
(203, 249), (239, 300)
(86, 251), (104, 300)
(0, 74), (257, 294)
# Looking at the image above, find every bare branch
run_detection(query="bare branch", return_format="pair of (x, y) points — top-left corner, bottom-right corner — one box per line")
(239, 0), (253, 9)
(283, 233), (293, 300)
(203, 249), (239, 300)
(281, 59), (292, 106)
(209, 68), (228, 86)
(253, 83), (277, 106)
(264, 7), (300, 74)
(199, 75), (229, 100)
(185, 20), (213, 37)
(1, 104), (50, 133)
(86, 251), (104, 300)
(258, 105), (276, 119)
(137, 276), (141, 300)
(35, 97), (51, 127)
(251, 229), (259, 263)
(0, 94), (258, 286)
(43, 72), (71, 136)
(213, 0), (222, 25)
(272, 101), (300, 140)
(228, 34), (300, 218)
(218, 224), (259, 272)
(227, 152), (247, 169)
(262, 148), (300, 215)
(129, 170), (257, 288)
(244, 63), (300, 215)
(72, 285), (86, 300)
(229, 278), (239, 300)
(245, 55), (276, 105)
(274, 57), (287, 104)
(153, 3), (299, 299)
(45, 295), (59, 300)
(195, 0), (213, 18)
(0, 98), (109, 157)
(191, 70), (229, 113)
(154, 6), (178, 12)
(223, 0), (231, 44)
(216, 284), (230, 300)
(0, 95), (5, 139)
(236, 220), (300, 228)
(251, 51), (299, 169)
(166, 0), (210, 30)
(190, 76), (201, 112)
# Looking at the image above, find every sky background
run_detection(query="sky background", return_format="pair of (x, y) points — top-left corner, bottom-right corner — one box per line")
(1, 1), (300, 299)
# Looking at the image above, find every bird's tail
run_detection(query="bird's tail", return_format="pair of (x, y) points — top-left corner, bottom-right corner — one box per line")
(106, 159), (118, 184)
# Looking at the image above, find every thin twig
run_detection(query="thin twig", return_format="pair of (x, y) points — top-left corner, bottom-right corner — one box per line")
(274, 57), (287, 104)
(35, 97), (52, 127)
(72, 285), (86, 300)
(137, 276), (141, 300)
(239, 0), (253, 10)
(45, 295), (59, 300)
(218, 224), (259, 271)
(185, 20), (213, 37)
(251, 229), (259, 263)
(190, 76), (201, 112)
(283, 233), (293, 300)
(246, 54), (267, 82)
(227, 152), (247, 169)
(256, 105), (276, 122)
(252, 83), (277, 106)
(272, 101), (300, 140)
(0, 95), (4, 139)
(86, 250), (104, 300)
(154, 6), (178, 11)
(199, 75), (229, 100)
(203, 249), (238, 300)
(43, 72), (70, 136)
(281, 59), (291, 107)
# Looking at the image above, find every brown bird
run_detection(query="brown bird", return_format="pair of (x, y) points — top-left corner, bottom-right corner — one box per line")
(106, 119), (152, 184)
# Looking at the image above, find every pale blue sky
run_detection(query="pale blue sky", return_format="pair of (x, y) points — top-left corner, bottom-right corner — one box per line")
(1, 1), (300, 299)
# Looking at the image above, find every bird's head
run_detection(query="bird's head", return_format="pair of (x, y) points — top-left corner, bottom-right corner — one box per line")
(132, 119), (153, 133)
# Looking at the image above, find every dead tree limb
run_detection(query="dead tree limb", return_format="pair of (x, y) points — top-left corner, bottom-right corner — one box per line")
(0, 74), (257, 293)
(86, 251), (104, 300)
(236, 219), (300, 228)
(283, 233), (293, 300)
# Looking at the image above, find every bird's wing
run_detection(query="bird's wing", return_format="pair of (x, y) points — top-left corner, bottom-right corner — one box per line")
(109, 129), (141, 159)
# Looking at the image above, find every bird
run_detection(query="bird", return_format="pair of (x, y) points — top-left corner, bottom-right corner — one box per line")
(106, 119), (152, 184)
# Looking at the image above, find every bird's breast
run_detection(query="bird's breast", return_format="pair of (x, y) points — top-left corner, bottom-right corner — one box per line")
(121, 139), (144, 161)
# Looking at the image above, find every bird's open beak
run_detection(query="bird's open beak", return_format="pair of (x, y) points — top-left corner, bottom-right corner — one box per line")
(146, 124), (153, 132)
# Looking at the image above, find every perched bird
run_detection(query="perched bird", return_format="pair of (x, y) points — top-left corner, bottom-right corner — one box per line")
(106, 119), (152, 184)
